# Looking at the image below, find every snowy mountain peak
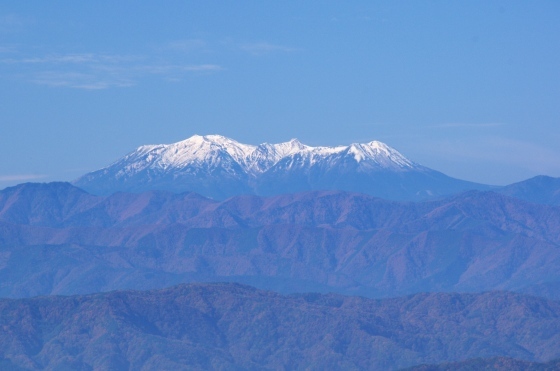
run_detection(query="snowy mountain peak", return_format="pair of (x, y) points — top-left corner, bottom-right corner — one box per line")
(286, 138), (306, 148)
(102, 134), (419, 177)
(78, 135), (422, 192)
(343, 141), (415, 167)
(151, 134), (256, 168)
(73, 134), (490, 201)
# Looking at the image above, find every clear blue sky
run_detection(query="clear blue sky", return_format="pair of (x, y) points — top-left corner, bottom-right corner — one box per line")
(1, 1), (559, 187)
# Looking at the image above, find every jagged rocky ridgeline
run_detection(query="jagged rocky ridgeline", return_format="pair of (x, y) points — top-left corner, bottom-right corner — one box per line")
(73, 134), (491, 200)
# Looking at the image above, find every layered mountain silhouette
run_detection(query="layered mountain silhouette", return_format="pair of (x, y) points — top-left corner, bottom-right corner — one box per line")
(0, 283), (559, 370)
(3, 134), (560, 370)
(1, 182), (559, 299)
(73, 134), (491, 201)
(406, 357), (560, 371)
(497, 175), (560, 206)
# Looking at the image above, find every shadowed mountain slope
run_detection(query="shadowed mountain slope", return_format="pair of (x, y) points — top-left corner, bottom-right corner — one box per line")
(0, 283), (559, 370)
(498, 175), (560, 206)
(404, 357), (560, 371)
(1, 182), (559, 299)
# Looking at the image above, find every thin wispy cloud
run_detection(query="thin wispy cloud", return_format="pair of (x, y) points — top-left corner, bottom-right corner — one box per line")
(0, 45), (16, 53)
(31, 71), (134, 90)
(17, 53), (140, 65)
(0, 174), (47, 182)
(22, 54), (97, 64)
(1, 38), (297, 89)
(183, 64), (222, 72)
(0, 13), (31, 33)
(1, 50), (223, 89)
(136, 64), (222, 74)
(430, 123), (507, 128)
(161, 39), (207, 53)
(241, 42), (299, 55)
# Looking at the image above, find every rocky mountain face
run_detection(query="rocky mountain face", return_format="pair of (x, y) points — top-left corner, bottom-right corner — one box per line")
(73, 135), (490, 201)
(1, 182), (559, 299)
(0, 283), (559, 370)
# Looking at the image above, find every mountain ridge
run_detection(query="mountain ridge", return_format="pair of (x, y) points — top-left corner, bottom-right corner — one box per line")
(104, 134), (420, 175)
(0, 282), (559, 370)
(2, 182), (560, 299)
(498, 175), (560, 206)
(73, 134), (490, 200)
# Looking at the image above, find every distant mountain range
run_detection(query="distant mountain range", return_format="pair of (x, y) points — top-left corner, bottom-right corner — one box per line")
(1, 182), (560, 300)
(3, 136), (560, 370)
(74, 134), (492, 201)
(1, 283), (559, 370)
(498, 175), (560, 206)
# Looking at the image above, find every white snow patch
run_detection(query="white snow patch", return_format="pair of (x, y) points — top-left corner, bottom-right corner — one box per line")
(97, 134), (418, 176)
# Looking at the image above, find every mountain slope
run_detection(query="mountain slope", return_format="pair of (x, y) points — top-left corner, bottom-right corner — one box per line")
(73, 134), (490, 200)
(1, 283), (559, 370)
(405, 357), (560, 371)
(1, 182), (560, 299)
(498, 175), (560, 206)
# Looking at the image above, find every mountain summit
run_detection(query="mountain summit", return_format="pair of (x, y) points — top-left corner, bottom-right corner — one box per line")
(74, 134), (490, 200)
(93, 134), (418, 175)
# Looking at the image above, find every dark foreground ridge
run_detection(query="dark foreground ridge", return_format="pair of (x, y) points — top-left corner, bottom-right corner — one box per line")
(403, 357), (560, 371)
(1, 283), (559, 370)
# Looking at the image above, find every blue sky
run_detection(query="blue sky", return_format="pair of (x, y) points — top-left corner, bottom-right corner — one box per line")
(1, 1), (559, 187)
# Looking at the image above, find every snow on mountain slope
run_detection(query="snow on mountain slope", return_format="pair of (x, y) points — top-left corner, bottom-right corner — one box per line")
(104, 134), (419, 176)
(267, 140), (418, 173)
(73, 134), (490, 200)
(110, 135), (254, 177)
(244, 139), (310, 174)
(348, 141), (415, 167)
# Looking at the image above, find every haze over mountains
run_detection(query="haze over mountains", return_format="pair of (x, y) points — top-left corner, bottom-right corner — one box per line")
(1, 182), (560, 300)
(3, 135), (560, 370)
(498, 175), (560, 206)
(74, 135), (491, 201)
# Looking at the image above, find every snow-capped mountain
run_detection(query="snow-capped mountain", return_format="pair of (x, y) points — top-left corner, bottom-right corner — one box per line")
(106, 134), (416, 175)
(73, 134), (491, 200)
